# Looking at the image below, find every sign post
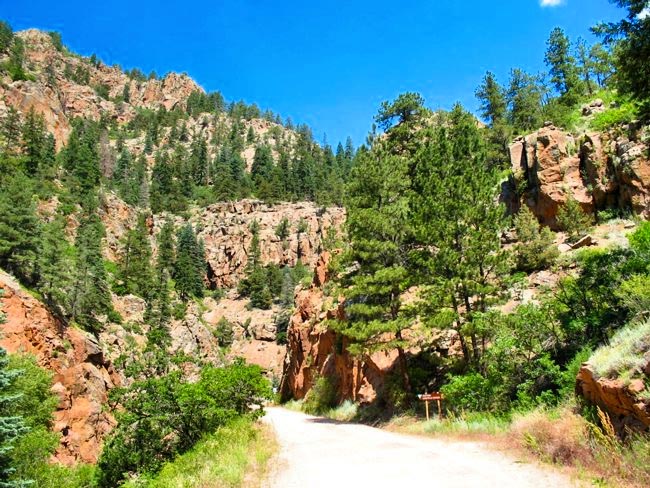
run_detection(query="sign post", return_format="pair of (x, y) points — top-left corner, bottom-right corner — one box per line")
(418, 392), (443, 421)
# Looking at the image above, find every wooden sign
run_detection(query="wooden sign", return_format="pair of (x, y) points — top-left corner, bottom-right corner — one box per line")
(420, 393), (442, 401)
(418, 392), (444, 421)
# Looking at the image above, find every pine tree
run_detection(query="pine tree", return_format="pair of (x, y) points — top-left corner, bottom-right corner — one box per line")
(155, 219), (175, 284)
(37, 216), (73, 318)
(476, 71), (508, 126)
(118, 214), (154, 299)
(71, 198), (115, 332)
(332, 133), (413, 391)
(173, 224), (205, 300)
(507, 69), (544, 132)
(0, 174), (40, 284)
(545, 27), (584, 105)
(0, 107), (22, 157)
(251, 144), (274, 189)
(21, 109), (47, 176)
(411, 104), (510, 366)
(513, 206), (559, 271)
(0, 345), (29, 488)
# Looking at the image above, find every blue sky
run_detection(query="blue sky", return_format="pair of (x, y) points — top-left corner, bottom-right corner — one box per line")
(2, 0), (624, 146)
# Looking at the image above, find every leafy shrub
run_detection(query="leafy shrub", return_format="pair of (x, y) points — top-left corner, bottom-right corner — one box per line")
(303, 375), (338, 415)
(590, 101), (638, 131)
(96, 360), (271, 487)
(214, 317), (234, 347)
(514, 206), (558, 271)
(557, 196), (592, 243)
(440, 373), (494, 413)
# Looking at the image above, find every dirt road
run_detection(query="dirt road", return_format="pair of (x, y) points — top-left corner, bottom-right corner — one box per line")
(262, 407), (577, 488)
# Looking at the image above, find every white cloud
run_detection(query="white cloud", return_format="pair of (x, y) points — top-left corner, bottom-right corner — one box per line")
(540, 0), (565, 7)
(638, 7), (650, 20)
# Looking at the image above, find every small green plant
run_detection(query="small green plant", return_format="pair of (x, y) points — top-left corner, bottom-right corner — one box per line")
(303, 375), (338, 415)
(557, 196), (592, 243)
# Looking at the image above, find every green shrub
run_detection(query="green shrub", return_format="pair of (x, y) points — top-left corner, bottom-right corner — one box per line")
(303, 375), (338, 415)
(96, 360), (271, 487)
(514, 206), (559, 271)
(440, 373), (494, 413)
(590, 101), (638, 131)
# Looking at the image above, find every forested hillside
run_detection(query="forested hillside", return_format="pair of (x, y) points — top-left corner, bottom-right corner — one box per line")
(2, 0), (650, 487)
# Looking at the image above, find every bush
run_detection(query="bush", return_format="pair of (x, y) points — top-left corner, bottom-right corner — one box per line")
(96, 360), (271, 487)
(590, 101), (638, 131)
(303, 375), (338, 415)
(557, 196), (592, 243)
(440, 373), (494, 413)
(514, 206), (558, 271)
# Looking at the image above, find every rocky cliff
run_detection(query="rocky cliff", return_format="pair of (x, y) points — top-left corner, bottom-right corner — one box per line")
(280, 252), (401, 406)
(0, 271), (118, 465)
(508, 120), (650, 227)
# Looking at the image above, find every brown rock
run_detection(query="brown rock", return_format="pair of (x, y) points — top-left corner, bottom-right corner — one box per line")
(280, 253), (402, 406)
(0, 271), (117, 464)
(576, 364), (650, 434)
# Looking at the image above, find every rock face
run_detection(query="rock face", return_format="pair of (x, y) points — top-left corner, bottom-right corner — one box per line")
(508, 124), (650, 227)
(280, 252), (401, 405)
(0, 271), (118, 465)
(576, 364), (650, 435)
(187, 200), (345, 288)
(0, 30), (200, 149)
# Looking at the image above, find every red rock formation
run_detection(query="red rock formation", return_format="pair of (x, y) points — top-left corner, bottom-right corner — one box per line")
(0, 271), (118, 464)
(576, 364), (650, 435)
(280, 252), (401, 405)
(509, 123), (650, 227)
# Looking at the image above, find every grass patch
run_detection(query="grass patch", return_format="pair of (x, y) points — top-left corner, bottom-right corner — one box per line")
(127, 418), (277, 488)
(387, 411), (509, 438)
(589, 320), (650, 379)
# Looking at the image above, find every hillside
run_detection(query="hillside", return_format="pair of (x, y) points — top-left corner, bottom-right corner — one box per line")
(2, 4), (650, 487)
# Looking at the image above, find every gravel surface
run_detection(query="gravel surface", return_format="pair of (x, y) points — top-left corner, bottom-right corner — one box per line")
(262, 407), (578, 488)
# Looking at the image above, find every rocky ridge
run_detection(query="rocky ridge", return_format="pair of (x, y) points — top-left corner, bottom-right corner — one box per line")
(508, 121), (650, 227)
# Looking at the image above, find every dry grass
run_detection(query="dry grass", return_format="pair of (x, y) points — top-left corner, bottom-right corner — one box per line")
(510, 407), (650, 488)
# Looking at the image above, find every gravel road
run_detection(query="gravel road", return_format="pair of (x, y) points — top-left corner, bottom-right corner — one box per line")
(262, 407), (577, 488)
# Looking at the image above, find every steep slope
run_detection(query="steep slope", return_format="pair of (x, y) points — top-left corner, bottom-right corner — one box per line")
(0, 270), (117, 464)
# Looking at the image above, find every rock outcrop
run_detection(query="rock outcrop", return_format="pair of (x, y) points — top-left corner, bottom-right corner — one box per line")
(0, 271), (118, 465)
(280, 252), (401, 405)
(576, 364), (650, 435)
(509, 123), (650, 227)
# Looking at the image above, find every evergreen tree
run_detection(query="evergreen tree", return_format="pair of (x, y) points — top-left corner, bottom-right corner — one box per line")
(545, 27), (584, 105)
(21, 109), (47, 176)
(411, 105), (510, 366)
(507, 69), (544, 132)
(513, 206), (559, 272)
(118, 214), (154, 299)
(155, 219), (175, 284)
(0, 346), (29, 488)
(476, 71), (508, 126)
(37, 216), (73, 318)
(333, 132), (413, 390)
(595, 0), (650, 115)
(71, 198), (115, 332)
(173, 224), (205, 300)
(0, 108), (22, 157)
(0, 21), (12, 53)
(0, 174), (40, 284)
(251, 144), (274, 189)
